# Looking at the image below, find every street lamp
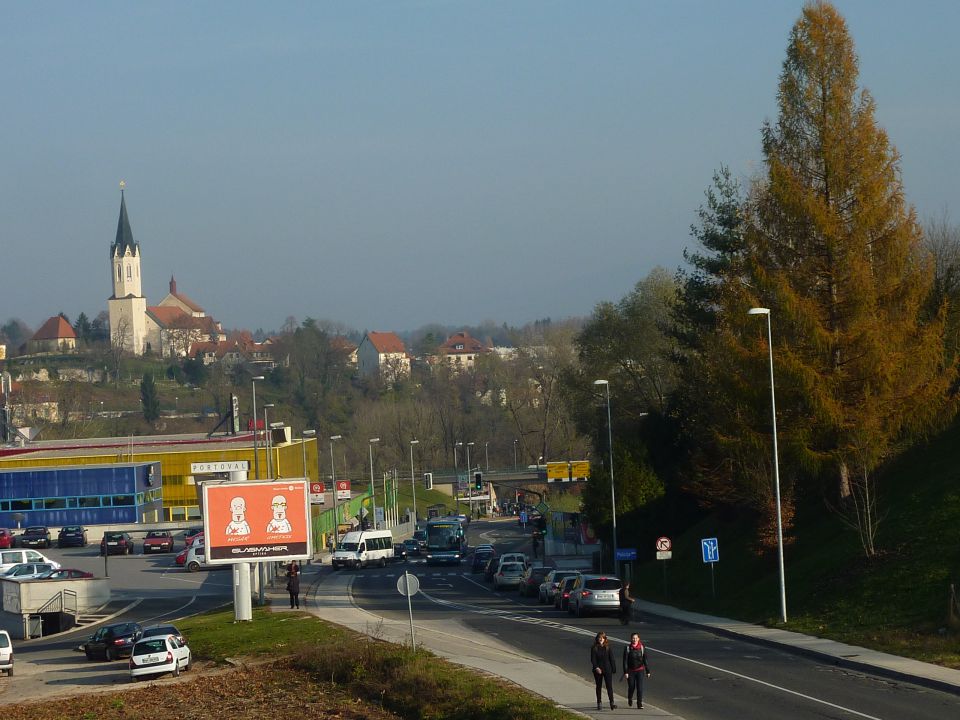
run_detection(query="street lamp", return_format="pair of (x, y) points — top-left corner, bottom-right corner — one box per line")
(594, 380), (617, 576)
(466, 442), (474, 517)
(454, 441), (463, 514)
(409, 439), (420, 523)
(513, 439), (518, 473)
(262, 403), (275, 478)
(330, 435), (343, 545)
(251, 376), (264, 479)
(748, 306), (788, 624)
(485, 441), (489, 472)
(369, 438), (380, 529)
(301, 429), (316, 479)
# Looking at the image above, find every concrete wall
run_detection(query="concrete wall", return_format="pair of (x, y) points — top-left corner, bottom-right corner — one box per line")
(1, 576), (111, 639)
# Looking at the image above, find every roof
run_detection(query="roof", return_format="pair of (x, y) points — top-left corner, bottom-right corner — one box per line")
(331, 336), (358, 352)
(111, 191), (139, 257)
(439, 331), (488, 355)
(32, 316), (77, 341)
(365, 331), (406, 354)
(165, 276), (204, 313)
(146, 306), (189, 327)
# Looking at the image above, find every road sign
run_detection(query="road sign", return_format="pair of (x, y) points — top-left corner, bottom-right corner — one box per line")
(519, 511), (528, 525)
(310, 482), (326, 494)
(655, 536), (672, 552)
(336, 480), (351, 500)
(656, 550), (672, 560)
(535, 501), (549, 515)
(397, 572), (420, 597)
(616, 548), (637, 561)
(701, 537), (720, 563)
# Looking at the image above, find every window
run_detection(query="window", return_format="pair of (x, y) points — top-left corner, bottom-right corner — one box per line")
(0, 501), (8, 511)
(111, 495), (134, 507)
(10, 499), (30, 512)
(126, 265), (132, 280)
(79, 496), (101, 508)
(117, 265), (121, 282)
(44, 498), (67, 510)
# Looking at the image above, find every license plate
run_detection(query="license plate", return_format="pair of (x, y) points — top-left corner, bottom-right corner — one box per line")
(597, 593), (615, 600)
(107, 542), (117, 545)
(143, 655), (160, 663)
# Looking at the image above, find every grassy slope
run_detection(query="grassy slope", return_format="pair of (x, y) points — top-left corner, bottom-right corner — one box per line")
(630, 417), (960, 667)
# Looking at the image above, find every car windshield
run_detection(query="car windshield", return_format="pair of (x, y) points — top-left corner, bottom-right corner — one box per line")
(146, 532), (167, 538)
(501, 563), (523, 573)
(585, 578), (621, 591)
(25, 527), (46, 534)
(133, 639), (167, 655)
(104, 533), (124, 540)
(111, 624), (138, 636)
(61, 527), (81, 532)
(143, 625), (177, 637)
(0, 634), (9, 648)
(341, 542), (360, 551)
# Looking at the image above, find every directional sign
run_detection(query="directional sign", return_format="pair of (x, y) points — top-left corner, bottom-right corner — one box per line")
(656, 550), (672, 560)
(701, 537), (720, 563)
(616, 548), (638, 561)
(336, 480), (351, 500)
(535, 501), (550, 515)
(655, 536), (672, 552)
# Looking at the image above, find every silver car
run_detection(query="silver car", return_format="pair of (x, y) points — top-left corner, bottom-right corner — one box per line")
(493, 561), (525, 590)
(568, 574), (623, 617)
(1, 562), (56, 580)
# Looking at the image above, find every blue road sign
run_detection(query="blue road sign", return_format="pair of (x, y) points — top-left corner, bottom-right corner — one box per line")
(615, 548), (638, 561)
(519, 511), (528, 524)
(701, 537), (720, 563)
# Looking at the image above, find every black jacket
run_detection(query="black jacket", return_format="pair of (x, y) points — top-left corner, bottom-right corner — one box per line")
(287, 571), (301, 594)
(622, 642), (649, 673)
(591, 643), (617, 674)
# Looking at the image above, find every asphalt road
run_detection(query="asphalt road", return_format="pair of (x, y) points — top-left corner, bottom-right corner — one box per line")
(347, 518), (960, 720)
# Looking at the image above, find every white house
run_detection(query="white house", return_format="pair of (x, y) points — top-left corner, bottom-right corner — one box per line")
(357, 332), (410, 382)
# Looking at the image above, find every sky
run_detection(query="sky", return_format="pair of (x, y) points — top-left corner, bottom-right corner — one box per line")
(2, 1), (958, 335)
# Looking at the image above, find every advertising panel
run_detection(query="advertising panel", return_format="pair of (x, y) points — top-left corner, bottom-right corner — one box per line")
(202, 479), (311, 564)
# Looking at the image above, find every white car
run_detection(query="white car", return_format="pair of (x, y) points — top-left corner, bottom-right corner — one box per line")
(0, 549), (61, 574)
(493, 561), (525, 590)
(129, 634), (191, 680)
(1, 562), (57, 580)
(0, 630), (12, 676)
(184, 545), (211, 572)
(497, 552), (527, 570)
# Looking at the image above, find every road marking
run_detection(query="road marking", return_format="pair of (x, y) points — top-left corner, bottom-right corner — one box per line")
(139, 597), (197, 624)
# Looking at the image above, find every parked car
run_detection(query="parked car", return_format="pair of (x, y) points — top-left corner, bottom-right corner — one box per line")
(482, 556), (500, 582)
(143, 530), (174, 554)
(0, 629), (12, 676)
(0, 529), (15, 549)
(554, 574), (581, 611)
(518, 566), (550, 597)
(19, 526), (52, 549)
(183, 529), (204, 548)
(539, 569), (583, 604)
(0, 549), (61, 574)
(129, 634), (191, 680)
(174, 547), (189, 567)
(1, 562), (57, 580)
(184, 545), (211, 572)
(140, 623), (186, 646)
(402, 538), (420, 557)
(493, 561), (525, 590)
(567, 575), (623, 618)
(82, 622), (144, 661)
(100, 531), (135, 556)
(38, 568), (94, 580)
(57, 526), (88, 548)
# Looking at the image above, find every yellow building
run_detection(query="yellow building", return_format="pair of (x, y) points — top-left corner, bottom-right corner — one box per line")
(0, 432), (318, 522)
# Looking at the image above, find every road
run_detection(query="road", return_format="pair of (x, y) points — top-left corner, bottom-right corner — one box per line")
(346, 518), (960, 720)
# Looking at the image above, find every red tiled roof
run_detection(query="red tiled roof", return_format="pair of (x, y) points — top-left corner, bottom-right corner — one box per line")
(366, 331), (406, 354)
(171, 291), (204, 313)
(440, 331), (487, 354)
(147, 306), (188, 326)
(32, 316), (76, 341)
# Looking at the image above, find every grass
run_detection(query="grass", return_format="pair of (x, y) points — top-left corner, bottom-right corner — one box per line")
(626, 417), (960, 668)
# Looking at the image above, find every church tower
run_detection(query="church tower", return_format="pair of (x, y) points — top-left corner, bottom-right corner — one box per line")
(108, 182), (148, 355)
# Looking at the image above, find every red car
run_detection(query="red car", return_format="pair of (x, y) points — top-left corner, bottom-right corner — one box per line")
(183, 529), (204, 548)
(174, 547), (189, 566)
(0, 529), (13, 549)
(39, 568), (94, 580)
(143, 531), (174, 553)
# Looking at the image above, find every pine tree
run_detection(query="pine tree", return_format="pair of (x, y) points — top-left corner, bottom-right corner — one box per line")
(140, 372), (160, 424)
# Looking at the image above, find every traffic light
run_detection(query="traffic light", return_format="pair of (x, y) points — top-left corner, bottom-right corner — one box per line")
(423, 472), (433, 490)
(474, 471), (483, 491)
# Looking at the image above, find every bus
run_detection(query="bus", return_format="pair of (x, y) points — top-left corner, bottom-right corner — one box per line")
(424, 517), (467, 565)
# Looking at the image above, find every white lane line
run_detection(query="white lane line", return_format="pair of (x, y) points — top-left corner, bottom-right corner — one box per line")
(139, 596), (198, 624)
(417, 590), (886, 720)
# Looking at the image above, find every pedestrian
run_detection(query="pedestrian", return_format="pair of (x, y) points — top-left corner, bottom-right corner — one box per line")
(619, 581), (635, 625)
(622, 632), (651, 708)
(590, 631), (618, 711)
(286, 561), (301, 609)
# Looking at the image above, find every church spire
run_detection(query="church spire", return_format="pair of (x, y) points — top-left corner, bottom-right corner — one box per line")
(111, 181), (139, 257)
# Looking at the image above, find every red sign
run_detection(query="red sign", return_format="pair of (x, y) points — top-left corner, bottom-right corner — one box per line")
(310, 482), (326, 494)
(656, 536), (672, 551)
(336, 480), (350, 491)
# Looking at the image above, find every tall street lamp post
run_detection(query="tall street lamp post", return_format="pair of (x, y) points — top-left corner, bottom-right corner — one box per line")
(454, 441), (463, 514)
(749, 307), (788, 624)
(484, 441), (489, 472)
(262, 404), (275, 478)
(369, 438), (380, 528)
(513, 439), (518, 473)
(466, 442), (474, 516)
(301, 429), (316, 479)
(330, 435), (343, 546)
(409, 439), (419, 523)
(594, 380), (617, 576)
(251, 376), (264, 479)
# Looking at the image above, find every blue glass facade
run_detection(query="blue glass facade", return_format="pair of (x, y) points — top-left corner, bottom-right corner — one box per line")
(0, 462), (163, 527)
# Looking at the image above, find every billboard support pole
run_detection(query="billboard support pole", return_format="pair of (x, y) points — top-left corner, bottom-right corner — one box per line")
(229, 467), (254, 621)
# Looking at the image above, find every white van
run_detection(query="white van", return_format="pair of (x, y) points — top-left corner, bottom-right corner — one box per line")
(0, 629), (12, 676)
(331, 530), (394, 569)
(0, 549), (61, 575)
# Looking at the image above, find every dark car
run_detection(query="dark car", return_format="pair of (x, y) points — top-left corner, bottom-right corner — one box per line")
(402, 538), (420, 557)
(413, 529), (427, 550)
(482, 556), (500, 582)
(143, 530), (174, 553)
(38, 568), (94, 580)
(82, 621), (143, 661)
(518, 566), (550, 597)
(57, 526), (88, 548)
(555, 574), (581, 611)
(141, 623), (186, 646)
(20, 527), (51, 549)
(471, 549), (495, 573)
(100, 531), (135, 556)
(391, 543), (407, 562)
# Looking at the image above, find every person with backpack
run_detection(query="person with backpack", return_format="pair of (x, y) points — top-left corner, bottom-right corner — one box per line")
(622, 632), (651, 708)
(590, 631), (618, 710)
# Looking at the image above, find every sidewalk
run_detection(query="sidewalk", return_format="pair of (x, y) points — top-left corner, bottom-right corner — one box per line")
(270, 559), (960, 719)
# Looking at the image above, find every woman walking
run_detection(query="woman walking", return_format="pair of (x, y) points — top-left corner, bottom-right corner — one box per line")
(286, 562), (301, 609)
(619, 581), (635, 625)
(622, 632), (651, 709)
(590, 631), (618, 710)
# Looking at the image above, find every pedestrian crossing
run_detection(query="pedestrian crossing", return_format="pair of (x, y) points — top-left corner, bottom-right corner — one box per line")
(352, 571), (466, 579)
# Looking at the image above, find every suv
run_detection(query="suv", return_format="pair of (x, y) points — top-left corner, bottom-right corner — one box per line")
(20, 527), (52, 549)
(567, 574), (623, 617)
(100, 531), (135, 556)
(57, 526), (88, 548)
(0, 629), (12, 676)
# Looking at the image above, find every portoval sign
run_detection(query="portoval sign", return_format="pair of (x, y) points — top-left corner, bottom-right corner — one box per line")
(191, 461), (250, 474)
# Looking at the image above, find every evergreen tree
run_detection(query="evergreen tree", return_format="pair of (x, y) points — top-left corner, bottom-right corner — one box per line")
(140, 372), (160, 423)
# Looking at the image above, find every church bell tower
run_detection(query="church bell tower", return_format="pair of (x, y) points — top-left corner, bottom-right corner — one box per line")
(107, 181), (148, 355)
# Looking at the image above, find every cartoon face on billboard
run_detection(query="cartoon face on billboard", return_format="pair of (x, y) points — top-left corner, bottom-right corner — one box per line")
(202, 480), (310, 563)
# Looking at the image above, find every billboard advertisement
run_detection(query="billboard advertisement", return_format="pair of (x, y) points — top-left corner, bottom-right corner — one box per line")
(201, 479), (311, 564)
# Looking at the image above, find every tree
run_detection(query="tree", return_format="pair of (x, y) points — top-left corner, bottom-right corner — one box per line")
(703, 1), (956, 557)
(73, 312), (92, 346)
(0, 318), (33, 353)
(923, 210), (960, 363)
(140, 372), (160, 423)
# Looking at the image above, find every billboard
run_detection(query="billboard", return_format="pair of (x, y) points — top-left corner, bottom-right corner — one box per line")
(201, 479), (311, 564)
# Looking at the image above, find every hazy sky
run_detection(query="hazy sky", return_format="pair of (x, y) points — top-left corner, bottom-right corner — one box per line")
(2, 1), (958, 335)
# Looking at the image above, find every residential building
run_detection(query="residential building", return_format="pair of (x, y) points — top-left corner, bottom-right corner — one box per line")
(27, 316), (77, 354)
(357, 332), (410, 382)
(437, 331), (488, 371)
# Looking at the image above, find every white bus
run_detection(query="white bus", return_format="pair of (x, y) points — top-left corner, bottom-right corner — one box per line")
(331, 529), (394, 569)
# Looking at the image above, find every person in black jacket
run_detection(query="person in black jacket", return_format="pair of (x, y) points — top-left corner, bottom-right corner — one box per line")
(590, 631), (618, 710)
(286, 562), (301, 609)
(622, 632), (652, 708)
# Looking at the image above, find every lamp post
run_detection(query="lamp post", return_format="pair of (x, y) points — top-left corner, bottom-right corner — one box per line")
(748, 307), (788, 624)
(485, 441), (489, 472)
(594, 380), (617, 576)
(466, 442), (474, 516)
(251, 376), (264, 479)
(330, 435), (343, 546)
(369, 438), (380, 529)
(513, 439), (518, 473)
(262, 404), (275, 478)
(454, 441), (463, 514)
(301, 429), (316, 479)
(409, 439), (419, 523)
